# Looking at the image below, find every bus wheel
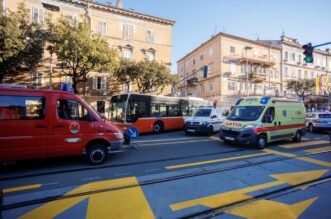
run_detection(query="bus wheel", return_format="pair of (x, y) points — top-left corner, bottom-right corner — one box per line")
(86, 144), (107, 165)
(255, 135), (267, 149)
(293, 131), (302, 142)
(153, 122), (163, 134)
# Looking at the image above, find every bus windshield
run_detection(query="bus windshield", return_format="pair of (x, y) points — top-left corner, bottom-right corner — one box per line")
(227, 106), (265, 121)
(109, 95), (128, 123)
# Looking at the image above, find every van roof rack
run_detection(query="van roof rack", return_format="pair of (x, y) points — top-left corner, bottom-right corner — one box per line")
(0, 84), (27, 88)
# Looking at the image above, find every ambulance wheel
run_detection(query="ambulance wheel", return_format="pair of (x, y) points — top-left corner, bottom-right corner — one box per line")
(293, 131), (302, 143)
(153, 122), (163, 134)
(309, 124), (315, 133)
(86, 144), (107, 165)
(256, 135), (267, 149)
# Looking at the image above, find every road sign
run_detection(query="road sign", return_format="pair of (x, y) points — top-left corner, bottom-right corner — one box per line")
(126, 126), (139, 139)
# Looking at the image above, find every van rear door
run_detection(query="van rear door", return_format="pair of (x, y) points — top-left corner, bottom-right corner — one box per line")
(49, 93), (96, 157)
(0, 93), (48, 162)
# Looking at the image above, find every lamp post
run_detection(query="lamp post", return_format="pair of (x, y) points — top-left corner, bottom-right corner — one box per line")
(244, 46), (253, 96)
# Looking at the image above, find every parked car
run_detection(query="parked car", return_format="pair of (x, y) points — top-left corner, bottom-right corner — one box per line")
(0, 85), (124, 165)
(184, 107), (225, 135)
(220, 97), (306, 149)
(306, 112), (331, 132)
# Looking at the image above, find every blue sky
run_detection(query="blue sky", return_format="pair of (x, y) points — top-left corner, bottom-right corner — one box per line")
(99, 0), (331, 72)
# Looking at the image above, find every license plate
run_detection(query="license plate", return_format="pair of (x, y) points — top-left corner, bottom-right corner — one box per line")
(187, 129), (195, 132)
(225, 136), (235, 141)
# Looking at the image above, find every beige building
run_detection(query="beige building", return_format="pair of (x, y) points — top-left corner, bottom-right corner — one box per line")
(176, 32), (282, 112)
(3, 0), (175, 111)
(261, 35), (331, 111)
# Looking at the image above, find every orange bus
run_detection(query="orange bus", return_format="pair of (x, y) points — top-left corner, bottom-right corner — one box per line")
(108, 93), (207, 134)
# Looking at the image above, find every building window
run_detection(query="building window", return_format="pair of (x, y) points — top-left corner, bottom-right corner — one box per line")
(66, 14), (78, 27)
(30, 72), (44, 88)
(298, 55), (302, 63)
(123, 24), (133, 40)
(298, 70), (302, 79)
(146, 51), (155, 61)
(284, 51), (288, 60)
(97, 21), (107, 35)
(93, 77), (107, 91)
(31, 7), (44, 24)
(123, 48), (132, 59)
(200, 54), (204, 61)
(209, 82), (214, 91)
(230, 63), (236, 75)
(230, 46), (235, 54)
(228, 82), (237, 91)
(208, 64), (213, 75)
(193, 59), (196, 65)
(291, 68), (296, 78)
(209, 48), (213, 56)
(284, 67), (288, 77)
(304, 71), (308, 79)
(291, 53), (296, 61)
(146, 29), (154, 43)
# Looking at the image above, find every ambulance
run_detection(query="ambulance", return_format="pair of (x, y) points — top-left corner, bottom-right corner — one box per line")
(219, 96), (306, 149)
(0, 86), (124, 165)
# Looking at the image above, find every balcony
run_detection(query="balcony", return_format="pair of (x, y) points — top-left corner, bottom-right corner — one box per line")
(249, 73), (267, 82)
(224, 54), (276, 67)
(186, 77), (198, 86)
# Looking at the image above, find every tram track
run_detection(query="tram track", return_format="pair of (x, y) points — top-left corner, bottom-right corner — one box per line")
(1, 149), (331, 212)
(0, 148), (245, 181)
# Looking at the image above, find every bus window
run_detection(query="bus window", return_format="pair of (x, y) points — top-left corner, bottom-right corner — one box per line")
(168, 104), (179, 117)
(160, 104), (167, 117)
(109, 95), (128, 123)
(127, 101), (148, 122)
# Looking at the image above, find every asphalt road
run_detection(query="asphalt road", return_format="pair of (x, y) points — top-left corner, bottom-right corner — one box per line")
(1, 130), (330, 219)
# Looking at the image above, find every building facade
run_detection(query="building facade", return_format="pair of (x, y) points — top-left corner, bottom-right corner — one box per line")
(262, 35), (331, 111)
(176, 33), (281, 112)
(3, 0), (175, 111)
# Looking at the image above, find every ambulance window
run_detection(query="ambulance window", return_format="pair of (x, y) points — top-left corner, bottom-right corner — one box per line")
(0, 96), (45, 120)
(263, 107), (275, 123)
(57, 100), (89, 121)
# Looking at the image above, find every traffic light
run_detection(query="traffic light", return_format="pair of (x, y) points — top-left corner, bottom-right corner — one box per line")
(302, 43), (314, 63)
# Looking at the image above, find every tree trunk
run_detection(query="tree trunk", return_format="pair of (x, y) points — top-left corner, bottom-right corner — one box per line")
(72, 80), (78, 94)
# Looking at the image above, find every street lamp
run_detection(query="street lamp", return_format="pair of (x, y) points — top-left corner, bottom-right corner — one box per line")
(244, 46), (253, 96)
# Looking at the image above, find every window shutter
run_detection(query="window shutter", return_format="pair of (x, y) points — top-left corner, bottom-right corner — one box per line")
(39, 8), (44, 24)
(101, 77), (107, 91)
(93, 77), (97, 89)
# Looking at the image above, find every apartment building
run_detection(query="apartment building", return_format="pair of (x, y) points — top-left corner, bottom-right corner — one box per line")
(3, 0), (175, 111)
(176, 32), (281, 112)
(262, 35), (331, 95)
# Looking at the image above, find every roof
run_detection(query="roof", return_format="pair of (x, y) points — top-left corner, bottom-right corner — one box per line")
(177, 32), (281, 63)
(63, 0), (175, 26)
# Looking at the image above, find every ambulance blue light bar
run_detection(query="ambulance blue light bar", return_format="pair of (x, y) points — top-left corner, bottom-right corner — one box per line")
(260, 96), (271, 104)
(60, 83), (74, 93)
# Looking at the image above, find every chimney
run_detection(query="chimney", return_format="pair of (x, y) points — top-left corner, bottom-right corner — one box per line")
(116, 0), (123, 9)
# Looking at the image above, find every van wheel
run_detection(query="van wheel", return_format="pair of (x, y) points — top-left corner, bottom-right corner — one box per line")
(153, 122), (163, 134)
(309, 124), (315, 133)
(85, 144), (107, 165)
(256, 135), (267, 149)
(207, 126), (214, 136)
(293, 131), (302, 143)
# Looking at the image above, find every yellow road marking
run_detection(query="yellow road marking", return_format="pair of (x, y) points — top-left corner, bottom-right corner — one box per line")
(226, 197), (318, 219)
(264, 149), (331, 168)
(170, 170), (327, 211)
(305, 146), (331, 153)
(140, 139), (217, 147)
(165, 153), (267, 170)
(3, 184), (42, 193)
(19, 177), (154, 219)
(280, 140), (329, 149)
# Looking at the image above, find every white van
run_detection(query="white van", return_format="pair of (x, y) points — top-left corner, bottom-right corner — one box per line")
(184, 107), (224, 135)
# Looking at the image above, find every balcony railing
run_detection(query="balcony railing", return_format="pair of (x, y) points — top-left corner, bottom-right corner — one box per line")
(224, 53), (276, 66)
(186, 77), (198, 86)
(249, 73), (267, 82)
